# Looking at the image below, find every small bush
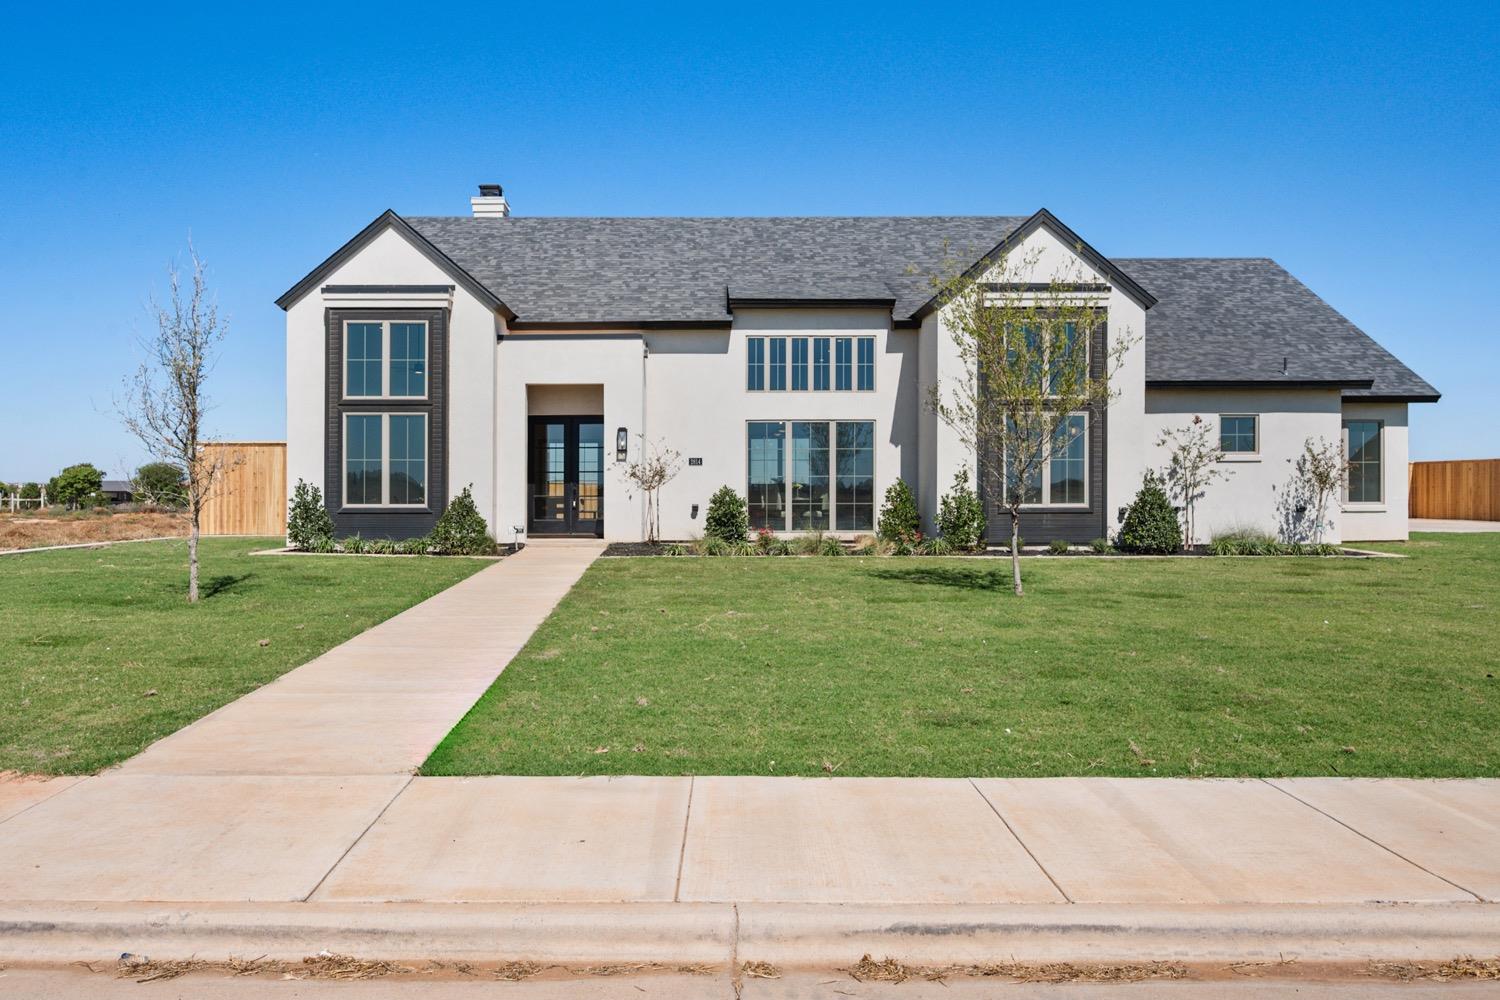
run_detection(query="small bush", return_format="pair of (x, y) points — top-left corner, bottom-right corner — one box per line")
(819, 536), (845, 556)
(19, 482), (42, 501)
(792, 532), (825, 555)
(397, 536), (431, 555)
(850, 533), (883, 556)
(704, 486), (749, 542)
(877, 479), (920, 543)
(725, 539), (755, 557)
(919, 535), (955, 556)
(429, 485), (496, 555)
(287, 479), (335, 550)
(697, 536), (729, 557)
(307, 535), (339, 554)
(1089, 537), (1113, 554)
(1117, 473), (1183, 554)
(936, 468), (986, 551)
(368, 538), (398, 555)
(1048, 539), (1071, 555)
(341, 534), (368, 554)
(665, 542), (689, 556)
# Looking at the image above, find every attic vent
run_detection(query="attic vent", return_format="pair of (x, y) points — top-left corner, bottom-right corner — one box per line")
(471, 184), (510, 218)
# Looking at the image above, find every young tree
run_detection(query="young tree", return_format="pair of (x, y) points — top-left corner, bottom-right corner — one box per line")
(928, 246), (1134, 595)
(620, 436), (682, 544)
(1157, 416), (1233, 546)
(1275, 436), (1346, 543)
(118, 247), (233, 602)
(48, 463), (104, 508)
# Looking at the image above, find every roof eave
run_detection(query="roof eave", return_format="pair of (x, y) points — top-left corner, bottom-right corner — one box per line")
(909, 208), (1158, 321)
(1147, 378), (1376, 390)
(275, 210), (517, 320)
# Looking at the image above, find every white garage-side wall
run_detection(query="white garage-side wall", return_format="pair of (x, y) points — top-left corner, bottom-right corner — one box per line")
(922, 224), (1148, 536)
(642, 308), (918, 542)
(1144, 388), (1344, 544)
(284, 225), (500, 532)
(1341, 400), (1409, 542)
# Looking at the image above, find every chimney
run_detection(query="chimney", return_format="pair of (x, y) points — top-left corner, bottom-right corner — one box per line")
(471, 183), (510, 218)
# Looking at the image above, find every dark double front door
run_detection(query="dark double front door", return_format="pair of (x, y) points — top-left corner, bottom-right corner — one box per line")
(527, 416), (604, 537)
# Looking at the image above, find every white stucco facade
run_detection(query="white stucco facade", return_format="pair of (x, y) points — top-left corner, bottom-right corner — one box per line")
(283, 213), (1428, 547)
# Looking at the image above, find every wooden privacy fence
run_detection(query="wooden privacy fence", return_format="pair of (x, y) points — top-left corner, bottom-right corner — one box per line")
(201, 442), (287, 536)
(1409, 459), (1500, 521)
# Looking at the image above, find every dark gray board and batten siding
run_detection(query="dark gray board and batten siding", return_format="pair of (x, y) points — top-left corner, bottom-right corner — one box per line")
(980, 321), (1109, 546)
(324, 307), (449, 539)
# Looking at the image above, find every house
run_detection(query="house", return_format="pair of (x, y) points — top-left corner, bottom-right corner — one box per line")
(278, 185), (1437, 546)
(100, 480), (135, 505)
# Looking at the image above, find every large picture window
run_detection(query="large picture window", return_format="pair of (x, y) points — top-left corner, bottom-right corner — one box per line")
(1003, 413), (1089, 507)
(747, 420), (873, 531)
(344, 320), (428, 399)
(343, 413), (428, 507)
(1344, 419), (1383, 503)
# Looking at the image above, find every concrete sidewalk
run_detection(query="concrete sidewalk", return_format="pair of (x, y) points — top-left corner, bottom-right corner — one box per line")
(1412, 518), (1499, 533)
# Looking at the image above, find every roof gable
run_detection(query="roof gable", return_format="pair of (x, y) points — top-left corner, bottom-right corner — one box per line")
(275, 211), (516, 318)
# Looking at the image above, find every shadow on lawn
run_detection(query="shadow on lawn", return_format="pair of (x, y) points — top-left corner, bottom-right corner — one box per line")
(867, 565), (1011, 592)
(200, 573), (253, 599)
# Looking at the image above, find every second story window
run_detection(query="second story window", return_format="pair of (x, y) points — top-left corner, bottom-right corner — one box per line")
(856, 337), (875, 391)
(344, 320), (428, 399)
(813, 337), (831, 390)
(747, 334), (876, 392)
(746, 337), (765, 390)
(769, 337), (787, 391)
(791, 337), (809, 391)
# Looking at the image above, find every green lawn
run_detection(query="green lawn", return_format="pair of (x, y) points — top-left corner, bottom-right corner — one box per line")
(1, 538), (489, 774)
(426, 533), (1500, 778)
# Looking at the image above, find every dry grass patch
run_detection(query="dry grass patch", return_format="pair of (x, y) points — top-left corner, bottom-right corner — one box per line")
(1367, 956), (1500, 982)
(0, 511), (187, 551)
(844, 954), (1187, 984)
(113, 953), (412, 983)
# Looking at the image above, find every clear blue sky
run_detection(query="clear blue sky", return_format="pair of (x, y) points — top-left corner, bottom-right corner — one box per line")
(2, 1), (1495, 480)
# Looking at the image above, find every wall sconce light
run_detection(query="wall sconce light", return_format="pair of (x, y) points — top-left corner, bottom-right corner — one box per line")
(690, 503), (699, 519)
(616, 427), (629, 462)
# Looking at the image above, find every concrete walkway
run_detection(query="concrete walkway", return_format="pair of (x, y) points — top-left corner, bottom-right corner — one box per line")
(118, 539), (603, 776)
(1412, 517), (1500, 532)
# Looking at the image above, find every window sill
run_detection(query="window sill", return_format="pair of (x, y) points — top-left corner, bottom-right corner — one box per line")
(1018, 504), (1092, 511)
(339, 506), (431, 513)
(1342, 504), (1388, 513)
(1218, 454), (1261, 463)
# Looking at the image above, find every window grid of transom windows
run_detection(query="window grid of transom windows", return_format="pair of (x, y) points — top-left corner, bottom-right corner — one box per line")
(748, 336), (875, 392)
(1002, 413), (1089, 507)
(343, 412), (428, 508)
(1344, 419), (1383, 504)
(747, 420), (875, 531)
(1219, 414), (1258, 454)
(344, 320), (428, 399)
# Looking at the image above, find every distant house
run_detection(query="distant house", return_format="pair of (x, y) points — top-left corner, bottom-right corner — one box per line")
(101, 480), (135, 505)
(278, 184), (1437, 544)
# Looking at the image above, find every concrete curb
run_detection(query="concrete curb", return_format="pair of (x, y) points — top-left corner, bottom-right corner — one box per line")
(1, 901), (1495, 966)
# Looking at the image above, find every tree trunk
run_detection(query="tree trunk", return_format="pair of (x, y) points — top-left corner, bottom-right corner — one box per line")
(187, 511), (200, 603)
(1009, 508), (1024, 596)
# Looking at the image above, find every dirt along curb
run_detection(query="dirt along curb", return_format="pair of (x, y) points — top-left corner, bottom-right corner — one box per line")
(0, 900), (1494, 969)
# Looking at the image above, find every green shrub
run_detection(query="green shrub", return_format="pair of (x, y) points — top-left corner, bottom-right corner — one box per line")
(428, 485), (496, 555)
(19, 482), (41, 501)
(48, 463), (104, 508)
(286, 479), (335, 550)
(792, 532), (825, 555)
(877, 479), (920, 543)
(368, 538), (398, 555)
(1089, 537), (1113, 554)
(726, 539), (755, 557)
(133, 462), (187, 507)
(1048, 538), (1071, 555)
(697, 536), (729, 557)
(340, 534), (368, 554)
(704, 486), (749, 542)
(936, 468), (986, 551)
(753, 529), (791, 556)
(1117, 473), (1183, 554)
(919, 535), (955, 556)
(819, 536), (845, 556)
(665, 542), (689, 556)
(307, 535), (339, 554)
(397, 536), (431, 555)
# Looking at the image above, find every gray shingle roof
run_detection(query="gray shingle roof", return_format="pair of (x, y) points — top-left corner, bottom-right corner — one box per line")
(366, 215), (1435, 401)
(405, 216), (1025, 324)
(1115, 258), (1438, 400)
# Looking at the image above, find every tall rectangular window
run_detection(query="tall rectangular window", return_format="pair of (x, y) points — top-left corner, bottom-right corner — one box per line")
(791, 337), (809, 391)
(812, 337), (831, 391)
(856, 337), (875, 390)
(388, 323), (427, 397)
(747, 421), (787, 529)
(835, 421), (875, 530)
(769, 337), (787, 391)
(835, 337), (853, 390)
(746, 337), (765, 391)
(344, 414), (384, 505)
(345, 323), (383, 397)
(1220, 414), (1258, 454)
(1048, 323), (1081, 394)
(790, 422), (830, 530)
(1049, 414), (1087, 504)
(388, 414), (427, 505)
(1345, 420), (1383, 503)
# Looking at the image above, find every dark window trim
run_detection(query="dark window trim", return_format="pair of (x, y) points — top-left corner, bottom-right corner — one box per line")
(325, 306), (449, 539)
